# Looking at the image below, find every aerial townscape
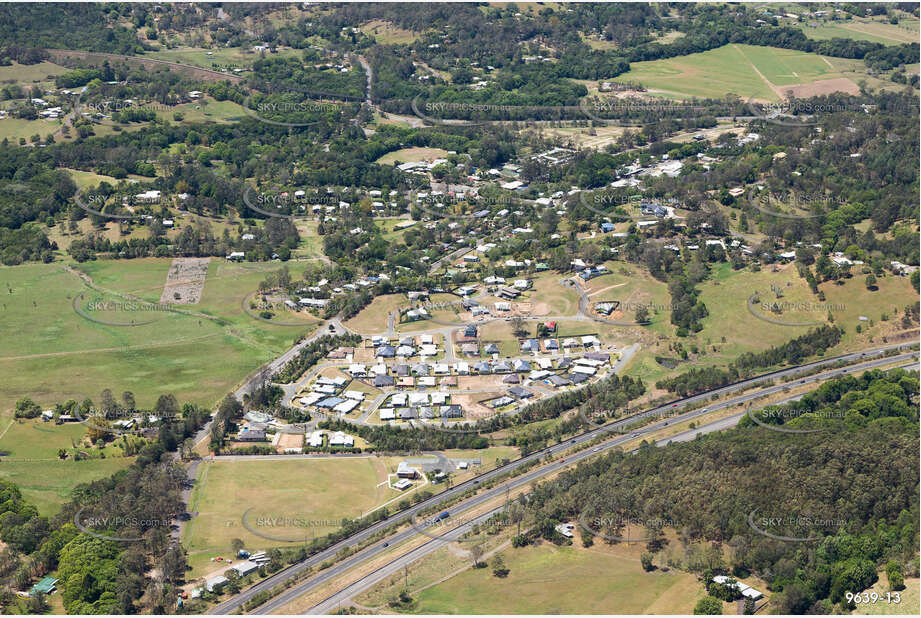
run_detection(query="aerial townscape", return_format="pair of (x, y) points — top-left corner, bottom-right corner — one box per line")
(0, 1), (918, 616)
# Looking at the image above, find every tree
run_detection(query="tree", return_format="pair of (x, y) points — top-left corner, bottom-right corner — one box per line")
(886, 561), (904, 591)
(511, 316), (527, 337)
(470, 543), (484, 567)
(122, 391), (136, 411)
(100, 389), (117, 416)
(491, 554), (509, 577)
(635, 305), (650, 323)
(743, 596), (756, 614)
(865, 274), (877, 290)
(641, 552), (655, 571)
(232, 538), (245, 554)
(86, 414), (111, 443)
(694, 596), (723, 614)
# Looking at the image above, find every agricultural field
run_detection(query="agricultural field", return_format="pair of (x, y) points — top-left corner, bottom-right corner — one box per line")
(612, 44), (867, 101)
(402, 542), (704, 614)
(182, 456), (406, 578)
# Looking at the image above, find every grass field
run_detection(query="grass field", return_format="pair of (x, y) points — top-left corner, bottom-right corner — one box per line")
(694, 262), (917, 367)
(0, 60), (69, 85)
(410, 542), (704, 614)
(344, 293), (408, 333)
(0, 259), (317, 411)
(143, 46), (303, 72)
(799, 17), (920, 45)
(183, 456), (403, 577)
(0, 455), (133, 515)
(154, 97), (246, 124)
(359, 20), (420, 45)
(612, 44), (865, 101)
(375, 147), (451, 165)
(0, 116), (62, 142)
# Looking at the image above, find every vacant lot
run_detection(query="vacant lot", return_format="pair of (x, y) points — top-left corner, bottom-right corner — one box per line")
(183, 456), (402, 577)
(411, 542), (703, 614)
(345, 293), (408, 333)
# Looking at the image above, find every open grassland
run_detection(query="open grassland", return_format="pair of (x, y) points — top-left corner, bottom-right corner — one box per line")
(583, 261), (674, 336)
(0, 260), (316, 411)
(359, 20), (420, 45)
(0, 60), (70, 85)
(0, 456), (133, 515)
(344, 293), (407, 333)
(410, 542), (704, 614)
(183, 456), (403, 578)
(694, 262), (918, 368)
(143, 46), (302, 72)
(800, 17), (920, 45)
(154, 97), (246, 124)
(0, 116), (63, 142)
(613, 44), (865, 101)
(375, 147), (451, 165)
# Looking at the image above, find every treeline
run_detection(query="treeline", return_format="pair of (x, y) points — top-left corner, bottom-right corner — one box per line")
(273, 333), (363, 383)
(657, 325), (844, 396)
(523, 369), (919, 613)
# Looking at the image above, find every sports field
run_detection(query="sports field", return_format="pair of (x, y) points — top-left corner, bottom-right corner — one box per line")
(613, 44), (864, 101)
(182, 456), (406, 577)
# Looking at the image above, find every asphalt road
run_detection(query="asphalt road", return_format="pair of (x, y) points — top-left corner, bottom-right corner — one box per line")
(204, 342), (916, 615)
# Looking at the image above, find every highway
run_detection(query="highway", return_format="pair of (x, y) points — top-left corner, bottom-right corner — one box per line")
(204, 342), (916, 614)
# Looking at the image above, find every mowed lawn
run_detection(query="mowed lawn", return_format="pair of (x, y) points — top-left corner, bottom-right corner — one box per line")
(612, 44), (861, 101)
(183, 457), (398, 577)
(414, 543), (704, 614)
